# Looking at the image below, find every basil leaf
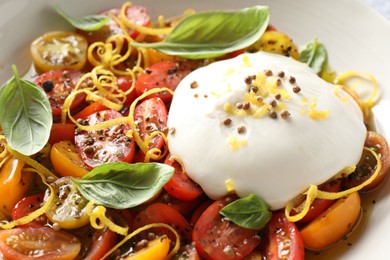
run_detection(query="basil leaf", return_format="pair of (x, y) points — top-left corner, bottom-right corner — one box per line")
(0, 65), (52, 156)
(72, 162), (174, 209)
(299, 38), (328, 74)
(220, 194), (272, 230)
(131, 6), (270, 59)
(55, 5), (109, 31)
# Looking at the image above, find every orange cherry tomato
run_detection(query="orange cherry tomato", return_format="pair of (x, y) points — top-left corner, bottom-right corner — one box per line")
(0, 227), (81, 260)
(0, 157), (31, 218)
(31, 31), (88, 73)
(300, 191), (361, 251)
(50, 141), (89, 178)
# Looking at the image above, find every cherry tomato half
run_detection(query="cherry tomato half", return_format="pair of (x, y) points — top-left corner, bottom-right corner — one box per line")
(163, 155), (203, 201)
(49, 123), (76, 145)
(34, 69), (86, 121)
(74, 110), (135, 169)
(135, 61), (199, 103)
(124, 235), (170, 260)
(343, 131), (390, 191)
(0, 226), (81, 260)
(77, 225), (117, 260)
(300, 191), (361, 251)
(12, 193), (47, 227)
(31, 31), (88, 73)
(192, 197), (261, 260)
(134, 97), (168, 150)
(265, 213), (305, 260)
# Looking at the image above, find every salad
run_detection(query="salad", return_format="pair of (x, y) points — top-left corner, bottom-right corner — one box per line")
(0, 1), (388, 259)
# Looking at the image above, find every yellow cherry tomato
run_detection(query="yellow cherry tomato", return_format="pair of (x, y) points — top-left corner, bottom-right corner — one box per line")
(300, 191), (361, 250)
(30, 31), (88, 73)
(0, 157), (32, 219)
(50, 141), (89, 178)
(44, 176), (90, 229)
(125, 236), (170, 260)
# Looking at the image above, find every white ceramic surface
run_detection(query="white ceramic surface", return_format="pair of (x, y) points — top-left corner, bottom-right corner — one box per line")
(0, 0), (389, 259)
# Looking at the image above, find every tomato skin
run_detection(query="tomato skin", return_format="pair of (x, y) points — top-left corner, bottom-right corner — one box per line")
(0, 227), (81, 260)
(135, 61), (199, 103)
(117, 76), (138, 107)
(50, 141), (89, 178)
(300, 192), (361, 251)
(192, 198), (261, 260)
(0, 157), (32, 219)
(34, 69), (85, 121)
(82, 226), (117, 260)
(132, 203), (193, 243)
(163, 155), (203, 201)
(12, 193), (48, 227)
(30, 31), (88, 73)
(49, 123), (75, 145)
(73, 102), (109, 121)
(134, 97), (168, 152)
(124, 235), (170, 260)
(266, 213), (304, 260)
(74, 110), (135, 169)
(78, 5), (151, 44)
(343, 131), (390, 191)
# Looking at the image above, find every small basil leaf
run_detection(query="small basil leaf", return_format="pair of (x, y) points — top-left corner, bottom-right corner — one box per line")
(0, 65), (52, 156)
(72, 162), (174, 209)
(55, 5), (109, 31)
(220, 194), (272, 230)
(131, 6), (270, 59)
(299, 38), (328, 74)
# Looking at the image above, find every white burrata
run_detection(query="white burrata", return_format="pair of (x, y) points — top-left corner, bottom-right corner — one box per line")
(167, 52), (366, 210)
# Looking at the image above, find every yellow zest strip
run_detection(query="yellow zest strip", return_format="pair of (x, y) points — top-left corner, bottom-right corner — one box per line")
(127, 87), (173, 161)
(6, 145), (58, 180)
(120, 2), (172, 36)
(0, 155), (11, 168)
(167, 155), (187, 173)
(86, 201), (128, 236)
(101, 222), (180, 260)
(286, 147), (381, 222)
(0, 168), (55, 229)
(335, 71), (379, 109)
(0, 135), (8, 160)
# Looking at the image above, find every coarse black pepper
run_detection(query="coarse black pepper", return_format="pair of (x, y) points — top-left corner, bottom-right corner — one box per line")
(190, 81), (199, 89)
(289, 76), (296, 84)
(42, 80), (54, 92)
(278, 71), (285, 78)
(293, 86), (301, 93)
(281, 110), (291, 119)
(269, 100), (277, 107)
(223, 118), (232, 126)
(264, 69), (273, 76)
(237, 125), (246, 134)
(275, 93), (282, 100)
(269, 110), (277, 119)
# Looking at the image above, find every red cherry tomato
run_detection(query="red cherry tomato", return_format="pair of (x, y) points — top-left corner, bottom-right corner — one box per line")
(292, 179), (342, 224)
(163, 155), (203, 201)
(265, 213), (305, 260)
(135, 61), (199, 103)
(190, 199), (213, 226)
(74, 110), (135, 169)
(12, 193), (47, 227)
(133, 203), (192, 243)
(49, 123), (75, 145)
(192, 197), (261, 260)
(73, 102), (109, 120)
(0, 227), (81, 260)
(34, 69), (85, 121)
(78, 5), (150, 44)
(134, 97), (168, 150)
(117, 76), (137, 107)
(82, 226), (117, 260)
(154, 191), (205, 218)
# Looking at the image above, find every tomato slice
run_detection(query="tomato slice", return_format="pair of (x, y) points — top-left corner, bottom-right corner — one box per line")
(343, 131), (390, 191)
(74, 110), (135, 168)
(192, 198), (261, 260)
(49, 123), (76, 145)
(73, 102), (110, 120)
(50, 141), (89, 178)
(163, 155), (203, 201)
(134, 97), (168, 150)
(300, 191), (361, 251)
(31, 31), (88, 73)
(44, 177), (90, 229)
(291, 179), (342, 224)
(124, 235), (170, 259)
(0, 157), (32, 219)
(132, 203), (192, 243)
(135, 61), (199, 103)
(265, 213), (305, 260)
(12, 193), (47, 227)
(34, 69), (86, 121)
(77, 5), (151, 44)
(0, 227), (81, 260)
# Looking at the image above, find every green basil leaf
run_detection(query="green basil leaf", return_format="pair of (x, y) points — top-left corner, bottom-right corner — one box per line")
(131, 6), (269, 59)
(299, 38), (328, 74)
(55, 5), (109, 31)
(0, 65), (52, 156)
(72, 162), (174, 209)
(220, 194), (272, 230)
